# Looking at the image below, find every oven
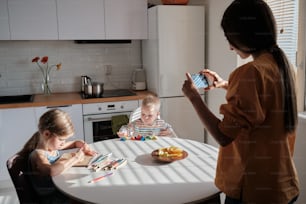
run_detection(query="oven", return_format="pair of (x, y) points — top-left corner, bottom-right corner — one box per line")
(83, 100), (139, 143)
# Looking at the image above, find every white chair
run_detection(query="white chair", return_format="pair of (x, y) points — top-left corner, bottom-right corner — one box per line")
(129, 107), (141, 123)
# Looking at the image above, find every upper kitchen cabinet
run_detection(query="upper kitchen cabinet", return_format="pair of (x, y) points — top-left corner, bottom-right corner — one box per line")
(8, 0), (58, 40)
(0, 0), (10, 40)
(3, 0), (147, 40)
(57, 0), (105, 40)
(59, 0), (147, 40)
(104, 0), (147, 39)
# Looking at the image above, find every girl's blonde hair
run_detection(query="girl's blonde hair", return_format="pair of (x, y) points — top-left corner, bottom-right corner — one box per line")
(142, 94), (161, 112)
(20, 109), (74, 155)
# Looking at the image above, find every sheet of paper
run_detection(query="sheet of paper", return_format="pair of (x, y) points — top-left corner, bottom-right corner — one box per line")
(61, 152), (94, 167)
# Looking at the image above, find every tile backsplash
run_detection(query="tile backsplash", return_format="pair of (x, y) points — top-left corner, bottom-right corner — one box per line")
(0, 40), (142, 96)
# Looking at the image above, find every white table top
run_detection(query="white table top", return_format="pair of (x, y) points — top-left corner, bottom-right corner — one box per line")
(52, 137), (219, 204)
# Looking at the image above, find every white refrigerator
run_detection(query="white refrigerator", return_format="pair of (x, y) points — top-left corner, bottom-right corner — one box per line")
(142, 5), (206, 142)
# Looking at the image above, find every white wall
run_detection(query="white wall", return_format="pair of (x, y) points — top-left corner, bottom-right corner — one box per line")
(296, 0), (306, 112)
(294, 113), (306, 204)
(295, 2), (306, 203)
(0, 40), (142, 95)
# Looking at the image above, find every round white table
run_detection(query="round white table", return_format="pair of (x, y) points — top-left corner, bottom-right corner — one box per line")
(52, 137), (220, 204)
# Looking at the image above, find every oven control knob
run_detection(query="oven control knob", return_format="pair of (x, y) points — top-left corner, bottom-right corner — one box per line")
(120, 105), (124, 109)
(98, 107), (102, 111)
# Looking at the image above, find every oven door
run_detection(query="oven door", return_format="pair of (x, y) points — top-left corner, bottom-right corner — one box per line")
(83, 111), (131, 143)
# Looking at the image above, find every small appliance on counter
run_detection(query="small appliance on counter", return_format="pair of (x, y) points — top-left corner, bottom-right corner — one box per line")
(81, 75), (92, 93)
(131, 68), (146, 91)
(92, 82), (104, 97)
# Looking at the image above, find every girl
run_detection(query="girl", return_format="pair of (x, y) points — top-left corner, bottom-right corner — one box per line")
(21, 109), (96, 203)
(182, 0), (299, 203)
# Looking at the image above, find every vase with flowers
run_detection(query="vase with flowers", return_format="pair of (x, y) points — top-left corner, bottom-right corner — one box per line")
(32, 56), (61, 95)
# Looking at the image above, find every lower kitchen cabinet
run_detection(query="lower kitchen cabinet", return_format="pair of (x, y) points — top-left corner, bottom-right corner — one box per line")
(0, 107), (37, 181)
(35, 104), (84, 141)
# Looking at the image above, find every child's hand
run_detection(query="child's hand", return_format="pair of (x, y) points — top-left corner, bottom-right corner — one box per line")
(159, 128), (172, 136)
(82, 143), (98, 156)
(117, 125), (129, 138)
(74, 148), (85, 162)
(117, 131), (126, 138)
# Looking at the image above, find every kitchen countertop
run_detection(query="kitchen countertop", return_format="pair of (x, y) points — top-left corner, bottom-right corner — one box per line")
(0, 90), (152, 109)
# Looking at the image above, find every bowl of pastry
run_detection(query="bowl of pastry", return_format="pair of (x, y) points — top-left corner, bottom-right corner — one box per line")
(151, 146), (188, 162)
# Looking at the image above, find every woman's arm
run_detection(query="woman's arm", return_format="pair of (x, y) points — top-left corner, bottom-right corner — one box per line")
(182, 73), (233, 146)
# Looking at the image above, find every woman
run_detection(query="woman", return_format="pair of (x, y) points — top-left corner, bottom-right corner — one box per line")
(182, 0), (299, 203)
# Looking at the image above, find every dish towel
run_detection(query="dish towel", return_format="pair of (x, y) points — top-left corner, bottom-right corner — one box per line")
(111, 115), (129, 135)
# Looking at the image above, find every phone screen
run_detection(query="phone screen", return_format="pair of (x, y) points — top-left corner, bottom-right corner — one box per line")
(191, 74), (209, 89)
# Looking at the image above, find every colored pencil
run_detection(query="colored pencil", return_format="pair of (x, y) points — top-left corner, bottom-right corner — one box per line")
(88, 172), (114, 183)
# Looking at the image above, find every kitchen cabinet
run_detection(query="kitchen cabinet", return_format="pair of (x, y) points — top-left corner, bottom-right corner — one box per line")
(57, 0), (105, 40)
(58, 0), (147, 40)
(8, 0), (58, 40)
(4, 0), (147, 40)
(0, 0), (10, 40)
(35, 104), (84, 141)
(105, 0), (147, 39)
(0, 107), (37, 181)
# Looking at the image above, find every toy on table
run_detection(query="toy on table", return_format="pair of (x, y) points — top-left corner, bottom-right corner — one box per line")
(119, 135), (158, 141)
(87, 153), (127, 172)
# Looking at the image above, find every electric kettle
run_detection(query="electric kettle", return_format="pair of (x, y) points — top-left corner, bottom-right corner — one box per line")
(131, 68), (146, 90)
(81, 75), (92, 93)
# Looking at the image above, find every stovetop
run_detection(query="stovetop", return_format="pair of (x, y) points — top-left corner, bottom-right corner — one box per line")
(81, 89), (136, 99)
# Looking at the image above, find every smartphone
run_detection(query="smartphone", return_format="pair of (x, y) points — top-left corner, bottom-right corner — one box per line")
(191, 73), (209, 89)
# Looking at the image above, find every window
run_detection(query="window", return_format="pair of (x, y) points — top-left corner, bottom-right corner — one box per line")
(238, 0), (304, 111)
(266, 0), (306, 112)
(265, 0), (299, 66)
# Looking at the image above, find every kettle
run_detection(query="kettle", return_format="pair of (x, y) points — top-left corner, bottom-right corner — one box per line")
(131, 68), (146, 91)
(81, 75), (92, 93)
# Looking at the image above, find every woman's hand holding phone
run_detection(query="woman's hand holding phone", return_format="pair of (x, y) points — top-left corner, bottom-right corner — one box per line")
(200, 69), (228, 90)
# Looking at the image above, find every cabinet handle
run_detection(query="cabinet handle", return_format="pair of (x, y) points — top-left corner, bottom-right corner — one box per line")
(87, 117), (109, 122)
(46, 105), (72, 109)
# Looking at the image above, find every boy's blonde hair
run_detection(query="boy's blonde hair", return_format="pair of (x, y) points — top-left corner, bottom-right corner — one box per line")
(142, 94), (160, 112)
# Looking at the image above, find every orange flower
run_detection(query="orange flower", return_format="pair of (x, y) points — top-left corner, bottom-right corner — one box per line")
(56, 63), (62, 70)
